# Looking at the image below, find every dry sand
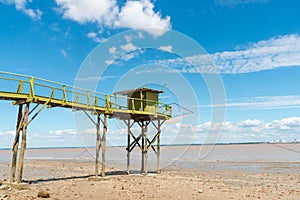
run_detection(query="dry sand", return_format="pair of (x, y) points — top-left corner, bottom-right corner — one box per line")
(0, 160), (299, 200)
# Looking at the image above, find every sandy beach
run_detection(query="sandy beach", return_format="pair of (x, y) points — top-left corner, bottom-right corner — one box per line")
(0, 144), (299, 199)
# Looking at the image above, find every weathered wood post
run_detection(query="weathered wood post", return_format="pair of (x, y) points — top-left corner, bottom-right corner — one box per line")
(101, 114), (107, 177)
(127, 119), (130, 175)
(157, 119), (161, 174)
(10, 104), (23, 182)
(145, 121), (148, 175)
(17, 103), (30, 183)
(141, 122), (145, 173)
(95, 115), (101, 177)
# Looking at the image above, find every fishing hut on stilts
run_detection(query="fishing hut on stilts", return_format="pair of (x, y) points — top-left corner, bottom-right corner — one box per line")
(0, 72), (172, 185)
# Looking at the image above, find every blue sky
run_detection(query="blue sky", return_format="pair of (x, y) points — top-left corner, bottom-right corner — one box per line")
(0, 0), (300, 148)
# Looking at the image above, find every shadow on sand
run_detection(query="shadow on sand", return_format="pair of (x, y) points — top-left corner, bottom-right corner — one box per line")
(23, 170), (157, 184)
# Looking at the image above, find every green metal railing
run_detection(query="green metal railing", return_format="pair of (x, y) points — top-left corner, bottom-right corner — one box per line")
(0, 71), (172, 118)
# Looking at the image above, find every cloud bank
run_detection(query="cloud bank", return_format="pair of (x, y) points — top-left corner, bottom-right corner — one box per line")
(174, 117), (300, 143)
(198, 95), (300, 110)
(153, 34), (300, 74)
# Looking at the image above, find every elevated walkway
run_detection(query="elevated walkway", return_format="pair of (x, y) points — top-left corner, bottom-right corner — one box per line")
(0, 71), (171, 120)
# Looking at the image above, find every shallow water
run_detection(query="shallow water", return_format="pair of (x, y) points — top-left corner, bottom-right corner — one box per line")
(0, 144), (299, 171)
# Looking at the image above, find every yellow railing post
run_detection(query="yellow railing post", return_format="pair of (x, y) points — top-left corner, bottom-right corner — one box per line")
(27, 77), (35, 102)
(50, 88), (55, 99)
(87, 91), (91, 108)
(17, 80), (24, 93)
(154, 102), (158, 117)
(114, 94), (116, 109)
(105, 95), (112, 113)
(75, 94), (79, 104)
(140, 90), (143, 111)
(167, 105), (172, 116)
(62, 85), (67, 105)
(131, 98), (135, 112)
(94, 96), (98, 107)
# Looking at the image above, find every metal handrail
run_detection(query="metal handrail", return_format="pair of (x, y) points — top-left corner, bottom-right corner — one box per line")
(0, 71), (172, 117)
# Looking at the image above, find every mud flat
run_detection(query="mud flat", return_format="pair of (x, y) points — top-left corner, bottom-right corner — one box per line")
(0, 143), (299, 199)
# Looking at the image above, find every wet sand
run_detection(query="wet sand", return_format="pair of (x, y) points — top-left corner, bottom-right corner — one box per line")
(0, 144), (299, 199)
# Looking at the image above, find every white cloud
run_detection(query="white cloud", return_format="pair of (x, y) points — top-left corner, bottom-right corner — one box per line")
(138, 32), (144, 38)
(119, 52), (137, 61)
(159, 45), (173, 53)
(109, 46), (117, 54)
(0, 0), (42, 20)
(87, 32), (97, 38)
(124, 35), (132, 43)
(86, 31), (107, 43)
(216, 0), (270, 7)
(212, 34), (300, 73)
(152, 34), (300, 74)
(199, 95), (300, 111)
(105, 59), (115, 65)
(114, 0), (171, 36)
(55, 0), (171, 36)
(105, 44), (145, 65)
(50, 23), (60, 32)
(49, 129), (77, 136)
(265, 117), (300, 132)
(60, 49), (68, 58)
(75, 75), (117, 82)
(55, 0), (118, 25)
(93, 37), (107, 43)
(0, 130), (15, 136)
(120, 43), (137, 51)
(176, 116), (300, 143)
(28, 129), (80, 146)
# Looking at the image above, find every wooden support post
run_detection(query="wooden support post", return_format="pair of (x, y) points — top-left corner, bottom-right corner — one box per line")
(101, 114), (107, 177)
(127, 119), (130, 175)
(145, 121), (148, 175)
(17, 103), (30, 184)
(10, 104), (23, 183)
(157, 119), (161, 174)
(95, 115), (101, 177)
(141, 122), (145, 173)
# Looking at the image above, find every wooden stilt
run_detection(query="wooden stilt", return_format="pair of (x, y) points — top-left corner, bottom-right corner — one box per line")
(10, 104), (23, 183)
(157, 119), (161, 174)
(141, 122), (145, 173)
(101, 114), (107, 177)
(145, 121), (148, 175)
(95, 115), (101, 177)
(127, 119), (130, 175)
(17, 103), (29, 184)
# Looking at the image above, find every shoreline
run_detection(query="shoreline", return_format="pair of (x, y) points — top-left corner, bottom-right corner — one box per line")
(0, 160), (299, 200)
(0, 144), (300, 200)
(0, 143), (299, 199)
(1, 143), (299, 164)
(1, 141), (299, 150)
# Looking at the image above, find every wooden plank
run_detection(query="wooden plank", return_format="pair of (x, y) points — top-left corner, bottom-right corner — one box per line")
(146, 134), (159, 153)
(129, 133), (142, 152)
